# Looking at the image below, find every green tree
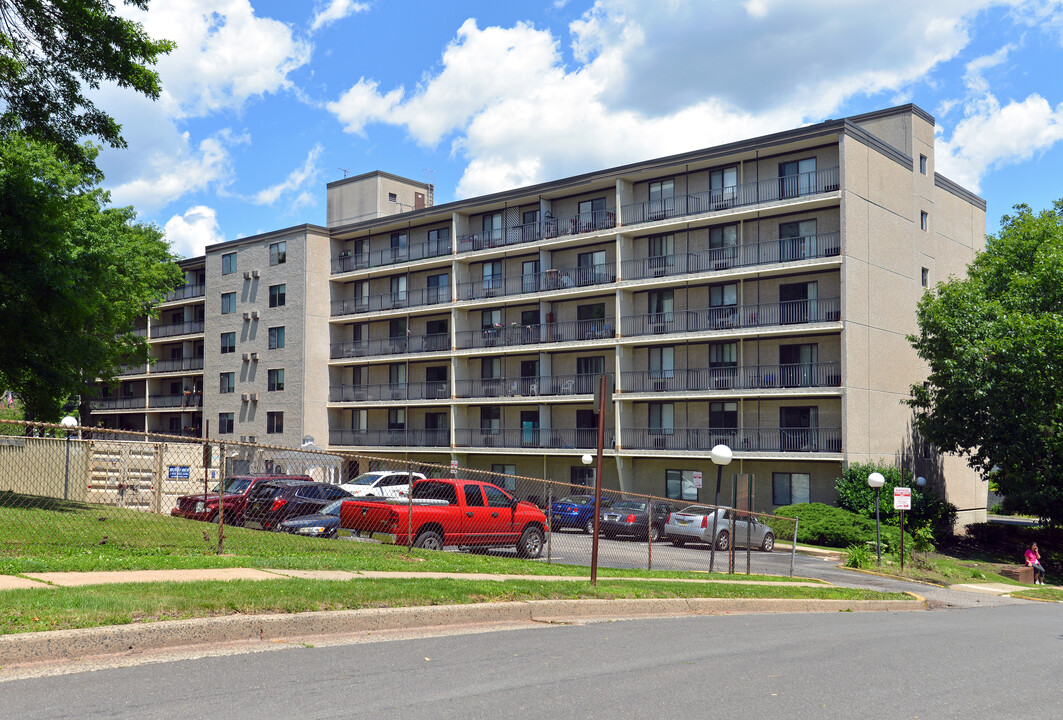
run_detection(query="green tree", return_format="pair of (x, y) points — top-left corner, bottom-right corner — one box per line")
(0, 0), (173, 170)
(0, 133), (182, 420)
(834, 462), (956, 536)
(907, 200), (1063, 524)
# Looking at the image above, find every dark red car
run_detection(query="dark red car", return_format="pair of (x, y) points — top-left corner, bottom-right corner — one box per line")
(242, 480), (353, 531)
(170, 474), (312, 525)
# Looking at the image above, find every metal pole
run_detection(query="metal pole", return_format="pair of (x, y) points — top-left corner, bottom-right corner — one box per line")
(789, 517), (799, 577)
(729, 473), (737, 574)
(546, 484), (552, 564)
(590, 373), (606, 586)
(406, 459), (414, 556)
(217, 442), (225, 555)
(875, 487), (882, 565)
(647, 498), (653, 571)
(64, 433), (71, 500)
(709, 464), (722, 573)
(900, 508), (905, 571)
(746, 473), (752, 576)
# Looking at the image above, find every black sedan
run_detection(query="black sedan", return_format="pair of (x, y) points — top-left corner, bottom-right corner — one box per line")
(599, 500), (676, 541)
(243, 480), (352, 531)
(277, 500), (344, 538)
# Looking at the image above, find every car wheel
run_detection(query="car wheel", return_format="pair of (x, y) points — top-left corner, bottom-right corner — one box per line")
(671, 537), (686, 547)
(715, 531), (730, 551)
(413, 530), (444, 551)
(584, 518), (595, 535)
(517, 526), (545, 559)
(649, 525), (661, 542)
(761, 533), (775, 552)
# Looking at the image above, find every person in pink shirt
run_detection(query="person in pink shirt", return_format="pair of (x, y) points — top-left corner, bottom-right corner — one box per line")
(1025, 543), (1045, 585)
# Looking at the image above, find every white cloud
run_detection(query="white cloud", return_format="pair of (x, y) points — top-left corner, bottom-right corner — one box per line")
(252, 145), (324, 206)
(326, 1), (1018, 199)
(163, 206), (224, 259)
(311, 0), (370, 32)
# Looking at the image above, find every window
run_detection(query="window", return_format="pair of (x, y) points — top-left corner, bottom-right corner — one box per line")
(772, 473), (810, 505)
(492, 464), (517, 492)
(219, 372), (235, 394)
(709, 166), (738, 208)
(666, 470), (699, 502)
(269, 241), (286, 266)
(388, 192), (397, 202)
(464, 485), (485, 506)
(481, 308), (501, 329)
(480, 356), (501, 379)
(709, 401), (738, 428)
(920, 211), (928, 231)
(266, 411), (284, 434)
(482, 212), (503, 242)
(218, 412), (234, 434)
(709, 283), (738, 307)
(779, 157), (816, 198)
(921, 267), (929, 288)
(221, 252), (236, 275)
(267, 369), (285, 391)
(221, 292), (236, 314)
(709, 342), (738, 367)
(387, 408), (405, 431)
(480, 406), (501, 434)
(570, 466), (595, 487)
(919, 154), (928, 175)
(483, 485), (513, 508)
(649, 402), (674, 435)
(269, 284), (286, 307)
(648, 179), (675, 219)
(779, 219), (817, 261)
(426, 273), (449, 303)
(577, 197), (607, 231)
(220, 332), (236, 354)
(268, 326), (285, 349)
(649, 346), (674, 380)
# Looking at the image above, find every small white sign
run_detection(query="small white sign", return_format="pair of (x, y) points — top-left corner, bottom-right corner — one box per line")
(894, 486), (911, 510)
(450, 459), (458, 477)
(692, 471), (703, 489)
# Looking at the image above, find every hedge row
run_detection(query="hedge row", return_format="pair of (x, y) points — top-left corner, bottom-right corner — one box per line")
(765, 503), (913, 550)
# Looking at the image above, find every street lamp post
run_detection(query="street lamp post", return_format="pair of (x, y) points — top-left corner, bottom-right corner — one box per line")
(583, 451), (602, 585)
(868, 472), (885, 565)
(708, 444), (733, 573)
(60, 416), (77, 501)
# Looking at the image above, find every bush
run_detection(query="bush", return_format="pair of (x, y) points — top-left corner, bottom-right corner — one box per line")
(845, 543), (872, 568)
(834, 462), (957, 538)
(766, 503), (913, 550)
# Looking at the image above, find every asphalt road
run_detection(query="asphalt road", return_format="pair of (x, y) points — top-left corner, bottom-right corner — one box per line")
(4, 604), (1058, 719)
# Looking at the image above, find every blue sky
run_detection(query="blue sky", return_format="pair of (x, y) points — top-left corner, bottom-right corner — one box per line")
(95, 0), (1063, 259)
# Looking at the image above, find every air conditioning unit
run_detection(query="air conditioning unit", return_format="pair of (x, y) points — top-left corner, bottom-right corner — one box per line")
(240, 435), (248, 442)
(242, 312), (250, 321)
(250, 352), (259, 361)
(247, 435), (257, 444)
(241, 352), (250, 361)
(251, 269), (260, 278)
(243, 271), (251, 280)
(250, 310), (259, 319)
(241, 393), (250, 402)
(250, 393), (259, 402)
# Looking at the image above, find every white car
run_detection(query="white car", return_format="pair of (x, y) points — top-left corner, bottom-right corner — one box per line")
(664, 505), (775, 551)
(339, 470), (426, 498)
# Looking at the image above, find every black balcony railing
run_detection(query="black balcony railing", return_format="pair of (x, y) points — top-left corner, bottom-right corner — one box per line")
(148, 427), (203, 438)
(457, 210), (617, 253)
(621, 232), (840, 281)
(621, 426), (841, 452)
(456, 319), (615, 350)
(328, 382), (451, 402)
(89, 396), (147, 410)
(118, 364), (148, 376)
(163, 283), (206, 303)
(457, 263), (615, 301)
(620, 362), (841, 392)
(330, 332), (449, 359)
(329, 429), (450, 447)
(621, 167), (840, 226)
(455, 373), (603, 398)
(454, 427), (608, 449)
(330, 286), (450, 316)
(620, 297), (840, 337)
(150, 320), (204, 339)
(332, 238), (453, 274)
(148, 394), (201, 409)
(153, 357), (205, 373)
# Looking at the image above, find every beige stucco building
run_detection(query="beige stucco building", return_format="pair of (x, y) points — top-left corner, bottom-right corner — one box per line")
(89, 104), (989, 525)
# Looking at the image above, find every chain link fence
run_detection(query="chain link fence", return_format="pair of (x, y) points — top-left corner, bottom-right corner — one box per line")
(0, 420), (798, 577)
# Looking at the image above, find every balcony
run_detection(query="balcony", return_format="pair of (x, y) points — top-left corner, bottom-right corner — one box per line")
(330, 332), (449, 359)
(89, 396), (147, 411)
(457, 209), (617, 253)
(148, 394), (201, 409)
(331, 237), (452, 274)
(153, 357), (205, 373)
(118, 363), (148, 376)
(456, 319), (615, 351)
(162, 283), (206, 303)
(620, 167), (840, 226)
(458, 263), (615, 301)
(151, 320), (204, 339)
(620, 232), (840, 281)
(620, 362), (841, 393)
(149, 427), (203, 438)
(328, 381), (451, 402)
(454, 427), (607, 450)
(455, 374), (601, 399)
(330, 286), (450, 317)
(620, 297), (840, 338)
(621, 427), (842, 452)
(329, 429), (450, 447)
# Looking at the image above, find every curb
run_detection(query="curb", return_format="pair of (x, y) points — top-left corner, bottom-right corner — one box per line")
(0, 597), (924, 668)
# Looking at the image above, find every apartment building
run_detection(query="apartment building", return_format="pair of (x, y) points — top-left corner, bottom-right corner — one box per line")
(88, 104), (989, 524)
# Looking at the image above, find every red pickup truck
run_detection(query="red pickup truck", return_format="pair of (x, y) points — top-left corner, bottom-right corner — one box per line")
(338, 478), (548, 558)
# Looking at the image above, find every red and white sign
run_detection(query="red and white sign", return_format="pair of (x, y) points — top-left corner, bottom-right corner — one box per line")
(692, 471), (703, 489)
(893, 486), (911, 510)
(450, 460), (458, 477)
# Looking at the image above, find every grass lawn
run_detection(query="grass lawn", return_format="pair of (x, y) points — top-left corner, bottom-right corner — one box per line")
(0, 577), (912, 635)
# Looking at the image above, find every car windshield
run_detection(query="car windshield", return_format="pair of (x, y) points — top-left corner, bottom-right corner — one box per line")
(210, 477), (252, 494)
(612, 501), (648, 512)
(349, 472), (386, 486)
(678, 505), (714, 516)
(321, 500), (343, 516)
(558, 495), (593, 505)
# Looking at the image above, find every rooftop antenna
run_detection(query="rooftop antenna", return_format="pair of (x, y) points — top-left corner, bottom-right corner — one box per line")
(338, 167), (350, 179)
(422, 168), (435, 206)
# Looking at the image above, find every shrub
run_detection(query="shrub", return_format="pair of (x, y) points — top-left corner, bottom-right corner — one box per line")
(834, 462), (957, 538)
(766, 503), (912, 550)
(845, 543), (872, 568)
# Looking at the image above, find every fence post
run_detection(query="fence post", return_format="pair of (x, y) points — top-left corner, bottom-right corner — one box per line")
(217, 442), (225, 555)
(745, 473), (752, 576)
(647, 497), (653, 571)
(789, 517), (799, 578)
(153, 442), (164, 514)
(546, 483), (552, 565)
(406, 459), (414, 556)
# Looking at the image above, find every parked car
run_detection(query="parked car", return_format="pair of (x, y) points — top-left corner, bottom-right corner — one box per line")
(339, 470), (426, 498)
(277, 500), (344, 538)
(243, 480), (353, 531)
(338, 478), (548, 558)
(664, 505), (775, 551)
(170, 474), (311, 525)
(599, 500), (676, 541)
(548, 494), (616, 533)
